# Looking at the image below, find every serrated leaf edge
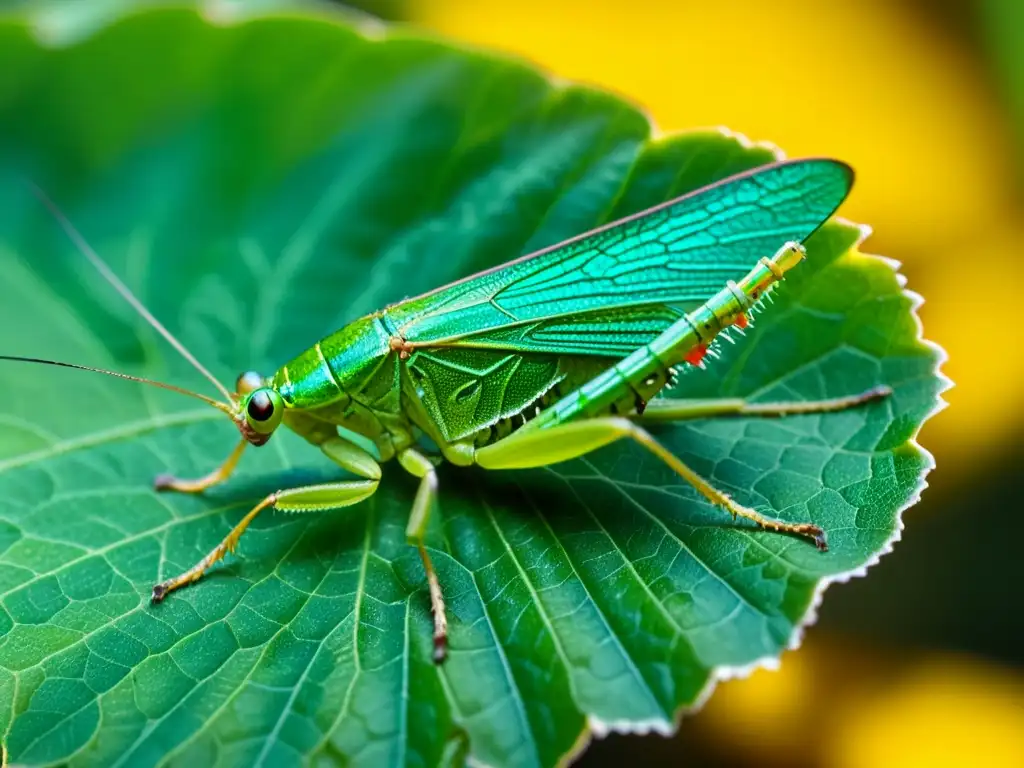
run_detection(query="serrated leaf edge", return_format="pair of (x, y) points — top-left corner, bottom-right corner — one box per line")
(2, 5), (953, 766)
(550, 178), (952, 767)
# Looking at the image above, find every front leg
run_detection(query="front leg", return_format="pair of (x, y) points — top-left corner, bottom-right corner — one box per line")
(151, 436), (381, 601)
(155, 438), (248, 493)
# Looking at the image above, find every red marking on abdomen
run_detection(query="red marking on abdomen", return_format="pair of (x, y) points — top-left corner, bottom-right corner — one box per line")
(734, 313), (749, 329)
(685, 345), (708, 366)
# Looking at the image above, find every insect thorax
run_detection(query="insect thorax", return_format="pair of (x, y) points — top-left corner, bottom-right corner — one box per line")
(403, 347), (617, 447)
(274, 316), (396, 411)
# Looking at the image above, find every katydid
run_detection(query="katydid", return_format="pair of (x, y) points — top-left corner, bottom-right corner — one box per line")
(3, 158), (889, 664)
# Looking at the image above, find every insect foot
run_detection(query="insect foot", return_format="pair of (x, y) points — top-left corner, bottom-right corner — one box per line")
(153, 473), (176, 490)
(151, 583), (170, 603)
(812, 528), (829, 552)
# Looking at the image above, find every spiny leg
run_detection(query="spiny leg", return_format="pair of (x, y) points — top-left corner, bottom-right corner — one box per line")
(475, 417), (827, 550)
(398, 447), (447, 664)
(155, 438), (248, 493)
(634, 385), (892, 423)
(152, 436), (381, 601)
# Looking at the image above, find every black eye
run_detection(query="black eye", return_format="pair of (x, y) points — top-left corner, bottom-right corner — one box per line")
(247, 390), (275, 422)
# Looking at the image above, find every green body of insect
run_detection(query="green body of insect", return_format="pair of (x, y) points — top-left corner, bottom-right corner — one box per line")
(8, 157), (890, 664)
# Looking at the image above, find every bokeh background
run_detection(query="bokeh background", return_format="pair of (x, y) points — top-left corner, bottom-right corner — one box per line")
(372, 0), (1021, 766)
(5, 0), (1022, 765)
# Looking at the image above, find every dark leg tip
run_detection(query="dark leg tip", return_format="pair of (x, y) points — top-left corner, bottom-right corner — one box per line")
(151, 584), (168, 603)
(812, 528), (829, 552)
(432, 636), (448, 665)
(153, 474), (174, 491)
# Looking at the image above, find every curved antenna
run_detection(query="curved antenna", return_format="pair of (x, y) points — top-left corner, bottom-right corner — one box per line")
(0, 356), (235, 416)
(26, 182), (236, 403)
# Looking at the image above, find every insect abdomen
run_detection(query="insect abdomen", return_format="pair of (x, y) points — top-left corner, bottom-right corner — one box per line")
(524, 243), (807, 430)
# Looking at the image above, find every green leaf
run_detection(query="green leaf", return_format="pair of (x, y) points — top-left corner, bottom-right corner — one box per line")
(0, 4), (946, 766)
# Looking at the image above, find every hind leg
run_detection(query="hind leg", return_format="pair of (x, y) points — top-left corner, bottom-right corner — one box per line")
(474, 417), (828, 549)
(634, 385), (891, 422)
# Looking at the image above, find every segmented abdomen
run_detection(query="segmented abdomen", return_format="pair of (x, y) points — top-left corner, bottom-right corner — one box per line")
(521, 243), (806, 431)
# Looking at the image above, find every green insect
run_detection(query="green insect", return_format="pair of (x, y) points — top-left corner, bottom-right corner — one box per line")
(4, 158), (889, 664)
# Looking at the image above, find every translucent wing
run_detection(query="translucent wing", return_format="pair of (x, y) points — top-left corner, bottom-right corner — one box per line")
(383, 158), (853, 357)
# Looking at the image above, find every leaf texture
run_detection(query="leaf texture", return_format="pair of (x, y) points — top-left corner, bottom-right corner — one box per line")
(0, 4), (946, 766)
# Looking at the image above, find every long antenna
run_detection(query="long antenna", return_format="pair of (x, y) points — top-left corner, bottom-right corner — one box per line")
(0, 355), (234, 415)
(27, 182), (236, 404)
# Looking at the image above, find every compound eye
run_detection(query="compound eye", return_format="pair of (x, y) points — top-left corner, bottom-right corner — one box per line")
(247, 390), (274, 421)
(236, 370), (264, 395)
(244, 388), (284, 435)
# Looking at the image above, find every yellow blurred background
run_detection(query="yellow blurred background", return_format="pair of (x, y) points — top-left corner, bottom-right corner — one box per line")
(397, 0), (1024, 766)
(4, 0), (1018, 763)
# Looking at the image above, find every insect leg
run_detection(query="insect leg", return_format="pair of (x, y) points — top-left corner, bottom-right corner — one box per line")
(634, 385), (892, 422)
(475, 417), (827, 550)
(397, 447), (448, 664)
(151, 436), (381, 601)
(154, 439), (248, 494)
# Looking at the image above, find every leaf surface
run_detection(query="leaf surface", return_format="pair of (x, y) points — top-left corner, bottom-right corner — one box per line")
(0, 4), (945, 766)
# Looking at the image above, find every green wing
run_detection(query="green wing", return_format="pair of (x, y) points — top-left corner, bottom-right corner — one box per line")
(388, 158), (853, 441)
(384, 158), (853, 357)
